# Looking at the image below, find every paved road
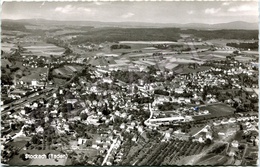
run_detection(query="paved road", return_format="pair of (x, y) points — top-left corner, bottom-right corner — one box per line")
(102, 137), (118, 165)
(144, 103), (155, 126)
(242, 143), (248, 160)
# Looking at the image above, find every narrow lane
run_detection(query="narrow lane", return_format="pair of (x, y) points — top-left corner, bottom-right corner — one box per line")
(101, 137), (118, 165)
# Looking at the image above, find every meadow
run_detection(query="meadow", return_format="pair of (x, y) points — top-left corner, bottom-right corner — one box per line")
(195, 104), (235, 121)
(21, 42), (65, 57)
(1, 42), (16, 53)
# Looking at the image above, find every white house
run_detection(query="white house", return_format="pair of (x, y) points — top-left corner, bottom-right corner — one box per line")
(36, 126), (44, 133)
(120, 123), (126, 129)
(231, 140), (239, 148)
(103, 78), (113, 84)
(175, 88), (184, 94)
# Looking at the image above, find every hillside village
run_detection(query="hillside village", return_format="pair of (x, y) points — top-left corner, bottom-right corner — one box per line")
(1, 20), (259, 166)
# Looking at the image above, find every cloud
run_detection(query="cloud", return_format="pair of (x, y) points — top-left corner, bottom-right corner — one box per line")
(55, 5), (75, 14)
(77, 7), (92, 12)
(94, 1), (103, 6)
(187, 10), (194, 15)
(205, 8), (221, 14)
(55, 5), (94, 14)
(222, 2), (230, 6)
(121, 12), (134, 18)
(228, 5), (253, 12)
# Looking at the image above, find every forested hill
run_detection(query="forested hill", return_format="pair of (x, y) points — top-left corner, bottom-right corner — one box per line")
(69, 28), (258, 44)
(181, 29), (258, 40)
(1, 20), (28, 31)
(70, 28), (182, 44)
(2, 19), (258, 43)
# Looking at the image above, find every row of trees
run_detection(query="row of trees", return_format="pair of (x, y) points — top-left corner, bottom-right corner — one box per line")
(182, 29), (258, 40)
(132, 97), (154, 104)
(227, 42), (258, 50)
(158, 102), (179, 111)
(110, 44), (131, 50)
(111, 71), (144, 84)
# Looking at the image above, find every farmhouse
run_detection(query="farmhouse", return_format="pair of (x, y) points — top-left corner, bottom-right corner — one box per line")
(31, 79), (45, 87)
(175, 88), (184, 94)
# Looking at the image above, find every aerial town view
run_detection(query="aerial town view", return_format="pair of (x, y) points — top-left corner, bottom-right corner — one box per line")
(1, 1), (259, 166)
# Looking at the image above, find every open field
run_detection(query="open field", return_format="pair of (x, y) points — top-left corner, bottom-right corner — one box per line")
(241, 50), (259, 55)
(2, 42), (17, 53)
(197, 51), (228, 59)
(1, 34), (16, 39)
(119, 41), (180, 44)
(206, 39), (258, 47)
(2, 59), (12, 68)
(53, 68), (72, 78)
(7, 140), (28, 149)
(73, 148), (99, 157)
(19, 67), (48, 83)
(197, 154), (228, 165)
(212, 50), (234, 54)
(235, 56), (254, 62)
(173, 65), (211, 74)
(169, 51), (225, 61)
(164, 56), (201, 63)
(64, 65), (83, 72)
(163, 63), (179, 70)
(8, 155), (32, 166)
(21, 42), (65, 57)
(30, 156), (67, 165)
(175, 154), (202, 165)
(65, 158), (72, 165)
(194, 104), (235, 121)
(2, 30), (30, 36)
(208, 54), (226, 59)
(188, 126), (205, 136)
(53, 77), (66, 85)
(53, 78), (67, 85)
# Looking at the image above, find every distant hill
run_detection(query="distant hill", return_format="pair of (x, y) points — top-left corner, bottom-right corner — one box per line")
(2, 19), (258, 30)
(182, 21), (258, 30)
(1, 20), (29, 31)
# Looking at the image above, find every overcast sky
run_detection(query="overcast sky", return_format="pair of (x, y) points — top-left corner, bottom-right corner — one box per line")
(2, 1), (259, 24)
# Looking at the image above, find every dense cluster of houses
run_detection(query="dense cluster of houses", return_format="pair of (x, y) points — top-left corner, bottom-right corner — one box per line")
(1, 36), (259, 166)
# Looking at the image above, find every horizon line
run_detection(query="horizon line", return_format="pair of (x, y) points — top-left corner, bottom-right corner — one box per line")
(2, 18), (258, 25)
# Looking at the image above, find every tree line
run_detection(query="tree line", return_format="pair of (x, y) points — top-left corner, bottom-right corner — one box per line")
(226, 42), (258, 50)
(182, 29), (258, 40)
